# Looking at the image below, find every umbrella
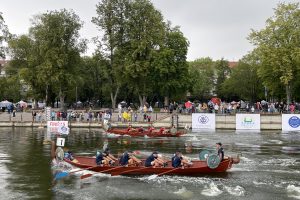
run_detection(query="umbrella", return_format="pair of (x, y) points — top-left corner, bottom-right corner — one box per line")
(0, 100), (12, 108)
(211, 97), (221, 105)
(185, 101), (192, 109)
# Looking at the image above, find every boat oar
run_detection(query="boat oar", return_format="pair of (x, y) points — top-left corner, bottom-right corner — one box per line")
(148, 168), (180, 180)
(80, 166), (124, 179)
(54, 166), (97, 180)
(111, 167), (147, 176)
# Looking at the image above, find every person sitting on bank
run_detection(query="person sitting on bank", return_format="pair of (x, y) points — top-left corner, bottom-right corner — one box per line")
(172, 150), (193, 169)
(216, 142), (224, 161)
(119, 151), (142, 167)
(145, 151), (166, 168)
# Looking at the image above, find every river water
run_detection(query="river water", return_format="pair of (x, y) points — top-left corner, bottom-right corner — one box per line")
(0, 127), (299, 200)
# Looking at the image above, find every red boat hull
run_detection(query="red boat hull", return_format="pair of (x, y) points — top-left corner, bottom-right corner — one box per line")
(106, 128), (186, 137)
(64, 156), (236, 176)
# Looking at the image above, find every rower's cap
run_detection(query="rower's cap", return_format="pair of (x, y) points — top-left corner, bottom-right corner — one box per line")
(216, 142), (222, 146)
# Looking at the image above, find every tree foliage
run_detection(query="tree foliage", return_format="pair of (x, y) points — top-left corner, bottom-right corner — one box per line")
(214, 58), (231, 99)
(8, 9), (86, 109)
(0, 12), (10, 59)
(188, 57), (215, 99)
(249, 3), (300, 103)
(221, 53), (264, 101)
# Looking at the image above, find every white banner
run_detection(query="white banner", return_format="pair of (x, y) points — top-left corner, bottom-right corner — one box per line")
(236, 114), (260, 130)
(45, 107), (51, 121)
(47, 121), (68, 128)
(282, 114), (300, 131)
(192, 113), (215, 130)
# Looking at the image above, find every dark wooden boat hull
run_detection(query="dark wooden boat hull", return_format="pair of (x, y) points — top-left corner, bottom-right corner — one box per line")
(106, 128), (186, 137)
(64, 156), (237, 176)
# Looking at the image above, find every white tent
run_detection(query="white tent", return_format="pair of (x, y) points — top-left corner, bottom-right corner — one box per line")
(0, 100), (12, 108)
(18, 100), (28, 108)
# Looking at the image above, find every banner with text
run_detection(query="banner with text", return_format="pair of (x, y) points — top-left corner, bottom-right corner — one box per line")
(236, 114), (260, 130)
(282, 114), (300, 131)
(47, 121), (69, 134)
(192, 113), (215, 130)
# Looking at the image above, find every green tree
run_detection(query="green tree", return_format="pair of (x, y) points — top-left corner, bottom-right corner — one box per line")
(77, 53), (109, 106)
(188, 57), (215, 99)
(8, 9), (86, 109)
(153, 25), (189, 106)
(123, 0), (165, 106)
(249, 3), (300, 104)
(221, 53), (264, 102)
(215, 58), (230, 99)
(92, 0), (129, 109)
(0, 12), (10, 59)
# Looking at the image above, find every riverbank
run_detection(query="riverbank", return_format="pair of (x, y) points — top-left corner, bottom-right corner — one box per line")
(0, 112), (286, 130)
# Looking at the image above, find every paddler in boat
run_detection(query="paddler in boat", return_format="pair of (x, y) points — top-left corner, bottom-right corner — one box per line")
(216, 142), (224, 161)
(145, 151), (166, 168)
(119, 151), (142, 167)
(127, 124), (136, 133)
(96, 151), (111, 166)
(148, 125), (155, 134)
(137, 126), (144, 133)
(172, 150), (193, 169)
(103, 148), (118, 164)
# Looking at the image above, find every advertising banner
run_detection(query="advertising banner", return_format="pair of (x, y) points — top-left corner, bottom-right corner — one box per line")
(192, 113), (215, 130)
(282, 114), (300, 131)
(47, 121), (69, 134)
(236, 114), (260, 130)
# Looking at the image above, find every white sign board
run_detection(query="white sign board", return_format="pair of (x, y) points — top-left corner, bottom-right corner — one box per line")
(282, 114), (300, 131)
(47, 121), (69, 134)
(192, 113), (215, 130)
(236, 114), (260, 130)
(56, 137), (65, 147)
(45, 107), (51, 121)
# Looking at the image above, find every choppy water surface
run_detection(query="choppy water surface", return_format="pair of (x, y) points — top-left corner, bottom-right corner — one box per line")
(0, 127), (299, 200)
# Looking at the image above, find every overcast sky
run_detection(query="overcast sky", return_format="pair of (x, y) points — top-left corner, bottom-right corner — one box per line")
(1, 0), (298, 61)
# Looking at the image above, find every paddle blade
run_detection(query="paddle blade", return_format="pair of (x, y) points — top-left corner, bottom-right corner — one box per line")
(148, 174), (158, 180)
(54, 172), (68, 180)
(80, 173), (93, 179)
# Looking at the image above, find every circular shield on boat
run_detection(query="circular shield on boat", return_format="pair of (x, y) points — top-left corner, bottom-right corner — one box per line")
(199, 149), (211, 160)
(207, 154), (221, 169)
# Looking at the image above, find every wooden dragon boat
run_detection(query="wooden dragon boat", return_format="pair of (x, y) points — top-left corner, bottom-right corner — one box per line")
(64, 155), (240, 176)
(106, 128), (186, 137)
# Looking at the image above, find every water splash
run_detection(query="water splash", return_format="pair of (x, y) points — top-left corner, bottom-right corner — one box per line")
(201, 182), (223, 196)
(174, 187), (194, 199)
(225, 185), (245, 196)
(287, 185), (300, 199)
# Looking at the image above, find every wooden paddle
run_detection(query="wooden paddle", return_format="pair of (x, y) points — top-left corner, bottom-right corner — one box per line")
(80, 166), (124, 179)
(54, 166), (97, 180)
(148, 168), (180, 180)
(111, 167), (147, 176)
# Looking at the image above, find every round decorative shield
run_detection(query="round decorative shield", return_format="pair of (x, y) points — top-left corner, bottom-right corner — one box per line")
(207, 154), (221, 169)
(199, 149), (211, 161)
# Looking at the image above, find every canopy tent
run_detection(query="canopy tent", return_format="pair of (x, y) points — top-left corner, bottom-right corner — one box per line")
(0, 100), (12, 108)
(18, 100), (27, 108)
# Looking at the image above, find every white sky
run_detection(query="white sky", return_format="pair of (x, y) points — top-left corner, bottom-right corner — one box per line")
(1, 0), (298, 61)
